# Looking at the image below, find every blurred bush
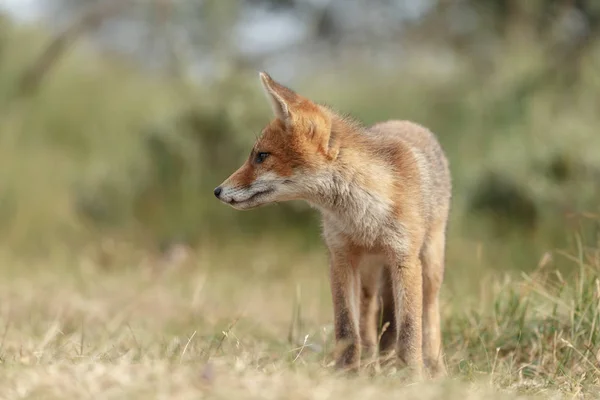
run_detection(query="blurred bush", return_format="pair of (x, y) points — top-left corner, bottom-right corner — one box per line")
(0, 6), (598, 264)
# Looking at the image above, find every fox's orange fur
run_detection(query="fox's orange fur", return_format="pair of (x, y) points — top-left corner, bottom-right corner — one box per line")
(215, 72), (452, 377)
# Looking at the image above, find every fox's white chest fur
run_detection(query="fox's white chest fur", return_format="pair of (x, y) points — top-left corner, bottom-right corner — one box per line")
(301, 167), (410, 255)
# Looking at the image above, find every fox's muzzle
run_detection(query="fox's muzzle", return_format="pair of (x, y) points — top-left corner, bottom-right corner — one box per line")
(213, 177), (278, 210)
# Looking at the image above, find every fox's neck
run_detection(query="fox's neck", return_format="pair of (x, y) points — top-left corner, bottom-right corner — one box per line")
(314, 113), (380, 204)
(305, 165), (393, 247)
(303, 116), (394, 246)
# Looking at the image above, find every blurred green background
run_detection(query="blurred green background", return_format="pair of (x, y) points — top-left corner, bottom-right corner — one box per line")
(0, 0), (598, 279)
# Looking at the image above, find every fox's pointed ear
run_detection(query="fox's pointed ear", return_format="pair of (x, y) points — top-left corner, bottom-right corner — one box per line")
(259, 72), (293, 122)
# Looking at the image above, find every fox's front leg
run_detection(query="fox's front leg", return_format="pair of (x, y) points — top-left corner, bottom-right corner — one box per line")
(390, 254), (424, 377)
(329, 250), (361, 372)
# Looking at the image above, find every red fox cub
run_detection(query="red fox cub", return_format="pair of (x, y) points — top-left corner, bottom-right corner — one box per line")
(215, 72), (451, 377)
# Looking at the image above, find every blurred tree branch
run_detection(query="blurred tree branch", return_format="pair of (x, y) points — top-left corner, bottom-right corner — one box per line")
(11, 0), (600, 96)
(154, 0), (187, 80)
(16, 0), (132, 98)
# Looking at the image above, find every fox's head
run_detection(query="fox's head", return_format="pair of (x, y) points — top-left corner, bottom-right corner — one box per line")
(214, 72), (339, 210)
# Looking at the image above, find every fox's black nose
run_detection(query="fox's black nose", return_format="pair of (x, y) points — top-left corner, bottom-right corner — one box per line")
(214, 186), (222, 198)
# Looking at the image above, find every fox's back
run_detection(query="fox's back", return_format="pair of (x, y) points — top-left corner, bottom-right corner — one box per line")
(366, 120), (451, 226)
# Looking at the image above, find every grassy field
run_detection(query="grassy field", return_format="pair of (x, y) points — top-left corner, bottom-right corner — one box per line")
(0, 236), (598, 399)
(0, 18), (599, 399)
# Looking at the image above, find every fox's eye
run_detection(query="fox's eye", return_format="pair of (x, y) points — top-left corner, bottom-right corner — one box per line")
(255, 152), (270, 164)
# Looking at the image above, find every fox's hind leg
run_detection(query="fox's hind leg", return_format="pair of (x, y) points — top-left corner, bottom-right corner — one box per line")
(377, 265), (396, 362)
(421, 220), (448, 378)
(359, 264), (382, 362)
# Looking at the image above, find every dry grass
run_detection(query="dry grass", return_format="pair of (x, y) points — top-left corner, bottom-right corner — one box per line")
(0, 16), (598, 400)
(0, 239), (597, 399)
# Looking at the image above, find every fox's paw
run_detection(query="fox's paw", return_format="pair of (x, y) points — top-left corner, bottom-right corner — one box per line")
(332, 339), (361, 374)
(425, 357), (447, 379)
